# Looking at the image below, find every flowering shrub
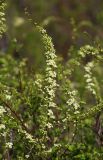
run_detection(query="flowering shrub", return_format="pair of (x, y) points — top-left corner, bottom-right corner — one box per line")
(0, 2), (103, 160)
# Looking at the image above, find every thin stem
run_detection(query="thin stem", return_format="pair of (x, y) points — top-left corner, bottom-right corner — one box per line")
(0, 96), (31, 134)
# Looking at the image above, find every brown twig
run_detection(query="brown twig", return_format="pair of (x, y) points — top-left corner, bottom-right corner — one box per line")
(0, 96), (30, 134)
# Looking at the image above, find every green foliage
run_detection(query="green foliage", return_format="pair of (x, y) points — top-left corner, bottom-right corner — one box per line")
(0, 1), (103, 160)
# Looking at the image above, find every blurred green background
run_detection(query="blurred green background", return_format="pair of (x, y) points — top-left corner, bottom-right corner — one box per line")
(2, 0), (103, 69)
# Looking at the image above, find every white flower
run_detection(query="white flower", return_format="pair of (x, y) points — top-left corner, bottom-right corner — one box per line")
(6, 142), (13, 149)
(48, 109), (55, 119)
(0, 106), (6, 116)
(46, 122), (53, 128)
(25, 155), (30, 159)
(86, 78), (92, 83)
(74, 110), (80, 114)
(0, 124), (5, 130)
(67, 98), (75, 106)
(5, 94), (11, 100)
(74, 103), (79, 110)
(49, 102), (57, 108)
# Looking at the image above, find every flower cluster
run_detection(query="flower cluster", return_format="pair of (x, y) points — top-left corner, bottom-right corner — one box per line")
(66, 90), (80, 115)
(0, 105), (6, 116)
(0, 1), (6, 38)
(0, 105), (6, 132)
(37, 26), (57, 129)
(78, 45), (99, 57)
(84, 61), (96, 95)
(6, 142), (13, 149)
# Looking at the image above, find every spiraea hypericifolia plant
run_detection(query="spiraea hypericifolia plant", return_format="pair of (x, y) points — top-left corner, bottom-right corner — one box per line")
(78, 45), (103, 118)
(0, 4), (103, 159)
(25, 9), (58, 150)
